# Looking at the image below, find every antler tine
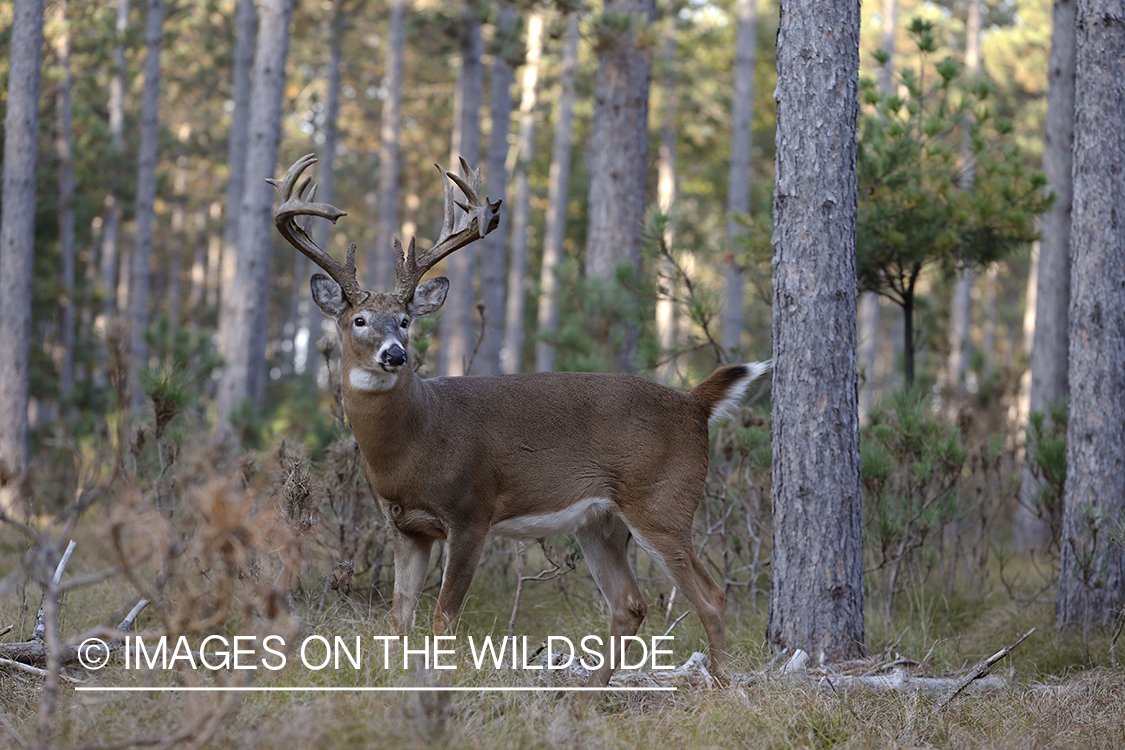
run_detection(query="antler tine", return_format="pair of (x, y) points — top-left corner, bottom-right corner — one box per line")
(391, 158), (502, 304)
(270, 154), (369, 306)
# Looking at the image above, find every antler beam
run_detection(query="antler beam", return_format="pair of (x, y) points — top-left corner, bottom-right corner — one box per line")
(392, 158), (502, 304)
(269, 154), (368, 307)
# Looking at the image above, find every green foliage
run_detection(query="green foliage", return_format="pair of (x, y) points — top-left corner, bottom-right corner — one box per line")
(862, 388), (968, 621)
(856, 18), (1052, 383)
(1024, 401), (1067, 551)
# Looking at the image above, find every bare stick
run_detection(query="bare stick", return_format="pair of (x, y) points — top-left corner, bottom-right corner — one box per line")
(118, 598), (149, 632)
(662, 611), (689, 639)
(0, 624), (12, 638)
(32, 539), (77, 641)
(930, 628), (1034, 715)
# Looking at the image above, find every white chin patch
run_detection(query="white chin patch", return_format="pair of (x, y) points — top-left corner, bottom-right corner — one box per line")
(349, 367), (397, 392)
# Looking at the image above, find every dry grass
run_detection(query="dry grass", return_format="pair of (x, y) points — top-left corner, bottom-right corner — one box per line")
(1, 438), (1122, 750)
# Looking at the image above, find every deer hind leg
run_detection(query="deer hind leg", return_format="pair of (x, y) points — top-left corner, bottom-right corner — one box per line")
(575, 513), (648, 687)
(391, 530), (434, 636)
(628, 521), (728, 684)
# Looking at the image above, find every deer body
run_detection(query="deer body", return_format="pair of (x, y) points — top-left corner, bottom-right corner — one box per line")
(270, 155), (768, 686)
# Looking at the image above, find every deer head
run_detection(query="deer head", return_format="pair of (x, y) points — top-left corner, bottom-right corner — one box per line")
(270, 154), (501, 387)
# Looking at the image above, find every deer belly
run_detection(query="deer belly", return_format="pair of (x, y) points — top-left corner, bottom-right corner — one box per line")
(489, 497), (614, 540)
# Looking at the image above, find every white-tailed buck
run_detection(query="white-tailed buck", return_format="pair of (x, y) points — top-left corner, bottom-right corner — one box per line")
(270, 154), (768, 686)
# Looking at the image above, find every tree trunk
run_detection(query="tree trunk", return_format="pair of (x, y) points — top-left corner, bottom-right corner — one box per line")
(860, 0), (896, 420)
(215, 0), (294, 431)
(54, 0), (77, 410)
(534, 15), (579, 374)
(0, 0), (44, 516)
(480, 3), (516, 377)
(655, 22), (678, 383)
(501, 11), (544, 375)
(218, 0), (257, 380)
(127, 0), (166, 412)
(1016, 0), (1076, 550)
(946, 0), (983, 394)
(1055, 0), (1125, 633)
(439, 9), (484, 377)
(722, 0), (756, 358)
(370, 0), (405, 294)
(98, 0), (130, 329)
(585, 0), (655, 373)
(767, 0), (866, 662)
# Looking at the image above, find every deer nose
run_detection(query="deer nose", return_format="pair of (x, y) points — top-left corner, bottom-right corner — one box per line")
(383, 344), (407, 368)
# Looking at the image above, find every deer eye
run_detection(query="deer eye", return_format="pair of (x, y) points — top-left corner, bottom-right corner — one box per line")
(400, 318), (410, 329)
(354, 317), (366, 327)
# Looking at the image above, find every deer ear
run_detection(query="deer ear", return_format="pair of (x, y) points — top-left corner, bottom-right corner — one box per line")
(409, 277), (449, 317)
(311, 273), (349, 318)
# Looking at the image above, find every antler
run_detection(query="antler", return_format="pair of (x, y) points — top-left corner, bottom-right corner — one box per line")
(268, 154), (369, 307)
(392, 157), (502, 304)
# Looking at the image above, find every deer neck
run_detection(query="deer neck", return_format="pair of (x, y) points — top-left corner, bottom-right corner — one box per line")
(343, 367), (431, 470)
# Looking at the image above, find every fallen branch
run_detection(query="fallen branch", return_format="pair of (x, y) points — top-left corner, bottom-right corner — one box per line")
(32, 539), (77, 641)
(930, 628), (1034, 715)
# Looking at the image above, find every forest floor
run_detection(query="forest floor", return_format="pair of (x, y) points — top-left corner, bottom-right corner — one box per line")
(2, 516), (1122, 750)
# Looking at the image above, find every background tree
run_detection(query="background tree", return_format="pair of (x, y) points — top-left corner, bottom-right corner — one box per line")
(585, 0), (656, 373)
(1016, 0), (1076, 550)
(216, 0), (295, 431)
(439, 6), (485, 377)
(0, 0), (44, 515)
(372, 0), (406, 293)
(1055, 0), (1124, 633)
(855, 20), (1050, 386)
(502, 10), (545, 374)
(722, 0), (756, 358)
(534, 14), (579, 374)
(53, 0), (77, 410)
(127, 0), (166, 412)
(767, 0), (866, 661)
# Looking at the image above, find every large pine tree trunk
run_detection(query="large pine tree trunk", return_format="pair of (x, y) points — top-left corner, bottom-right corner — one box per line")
(215, 0), (294, 430)
(372, 0), (406, 293)
(655, 23), (678, 383)
(767, 0), (866, 661)
(0, 0), (44, 515)
(127, 0), (166, 412)
(1055, 0), (1125, 632)
(585, 0), (655, 373)
(722, 0), (756, 358)
(439, 10), (484, 377)
(534, 16), (579, 374)
(501, 11), (544, 375)
(1016, 0), (1076, 549)
(480, 3), (516, 377)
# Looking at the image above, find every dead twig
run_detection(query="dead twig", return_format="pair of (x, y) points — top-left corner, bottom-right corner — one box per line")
(930, 628), (1034, 715)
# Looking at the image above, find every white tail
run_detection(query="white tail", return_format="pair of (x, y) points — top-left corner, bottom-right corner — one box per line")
(271, 156), (769, 686)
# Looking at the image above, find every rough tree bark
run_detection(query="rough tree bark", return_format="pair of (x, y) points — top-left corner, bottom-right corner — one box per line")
(127, 0), (166, 412)
(722, 0), (756, 358)
(767, 0), (866, 661)
(439, 8), (484, 377)
(534, 15), (579, 374)
(1055, 0), (1124, 632)
(585, 0), (655, 373)
(0, 0), (44, 516)
(501, 11), (545, 375)
(215, 0), (294, 430)
(1015, 0), (1076, 550)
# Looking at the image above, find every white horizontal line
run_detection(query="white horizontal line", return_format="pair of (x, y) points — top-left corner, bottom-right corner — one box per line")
(75, 685), (676, 693)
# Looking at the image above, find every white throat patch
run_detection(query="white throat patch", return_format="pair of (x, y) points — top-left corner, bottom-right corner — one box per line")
(349, 367), (398, 392)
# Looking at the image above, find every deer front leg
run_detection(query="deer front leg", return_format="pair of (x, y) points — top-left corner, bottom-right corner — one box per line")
(391, 530), (434, 636)
(432, 530), (487, 636)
